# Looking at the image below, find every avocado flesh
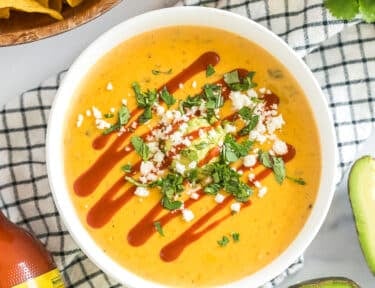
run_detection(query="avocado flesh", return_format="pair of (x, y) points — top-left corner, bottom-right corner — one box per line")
(289, 277), (360, 287)
(349, 155), (375, 275)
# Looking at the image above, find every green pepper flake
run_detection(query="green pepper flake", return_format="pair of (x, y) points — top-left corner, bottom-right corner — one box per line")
(153, 221), (164, 236)
(206, 64), (215, 77)
(103, 113), (114, 118)
(286, 176), (306, 185)
(231, 232), (240, 242)
(160, 87), (176, 107)
(217, 235), (230, 247)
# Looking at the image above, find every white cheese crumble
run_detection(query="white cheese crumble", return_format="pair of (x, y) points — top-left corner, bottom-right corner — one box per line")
(153, 151), (165, 164)
(92, 106), (102, 119)
(188, 161), (197, 169)
(229, 91), (252, 110)
(243, 154), (257, 167)
(215, 193), (225, 203)
(95, 119), (111, 130)
(175, 162), (186, 175)
(272, 139), (288, 155)
(76, 114), (84, 128)
(179, 83), (184, 89)
(134, 187), (149, 197)
(258, 187), (268, 198)
(190, 192), (200, 200)
(140, 161), (154, 175)
(110, 107), (116, 113)
(122, 99), (127, 106)
(106, 82), (113, 91)
(182, 209), (194, 222)
(248, 173), (255, 181)
(192, 81), (197, 88)
(254, 181), (262, 189)
(85, 110), (91, 117)
(224, 123), (236, 133)
(230, 202), (241, 213)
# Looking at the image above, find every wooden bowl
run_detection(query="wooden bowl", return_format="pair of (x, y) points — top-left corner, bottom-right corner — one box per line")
(0, 0), (121, 47)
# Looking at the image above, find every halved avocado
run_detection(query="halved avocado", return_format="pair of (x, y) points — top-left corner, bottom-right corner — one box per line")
(289, 277), (360, 287)
(348, 155), (375, 275)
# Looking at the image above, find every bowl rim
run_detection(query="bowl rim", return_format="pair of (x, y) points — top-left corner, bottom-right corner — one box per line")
(46, 6), (337, 288)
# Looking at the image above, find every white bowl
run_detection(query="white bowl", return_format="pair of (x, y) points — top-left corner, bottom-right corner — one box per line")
(46, 7), (337, 288)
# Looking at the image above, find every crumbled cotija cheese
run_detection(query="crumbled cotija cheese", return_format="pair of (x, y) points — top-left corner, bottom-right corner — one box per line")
(243, 154), (257, 167)
(106, 82), (113, 91)
(134, 187), (149, 197)
(182, 209), (194, 222)
(215, 193), (225, 203)
(76, 114), (84, 128)
(230, 202), (241, 213)
(272, 139), (288, 155)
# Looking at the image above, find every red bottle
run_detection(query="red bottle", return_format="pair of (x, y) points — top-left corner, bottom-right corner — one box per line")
(0, 210), (64, 288)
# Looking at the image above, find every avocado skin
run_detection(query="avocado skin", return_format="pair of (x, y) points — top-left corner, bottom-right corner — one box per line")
(348, 155), (375, 275)
(288, 277), (360, 287)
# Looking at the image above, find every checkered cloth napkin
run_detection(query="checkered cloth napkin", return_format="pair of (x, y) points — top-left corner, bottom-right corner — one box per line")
(1, 0), (374, 287)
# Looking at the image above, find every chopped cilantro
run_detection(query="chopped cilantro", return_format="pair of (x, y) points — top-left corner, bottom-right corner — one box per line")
(132, 82), (157, 123)
(272, 156), (286, 184)
(217, 235), (230, 247)
(130, 135), (149, 161)
(258, 151), (286, 184)
(224, 70), (257, 92)
(222, 134), (253, 163)
(186, 168), (199, 184)
(206, 64), (215, 77)
(138, 106), (152, 124)
(118, 105), (130, 125)
(324, 0), (375, 23)
(223, 70), (240, 85)
(104, 113), (114, 118)
(181, 95), (203, 109)
(153, 173), (184, 211)
(238, 106), (253, 120)
(203, 160), (253, 202)
(231, 232), (240, 242)
(204, 84), (224, 109)
(160, 87), (176, 107)
(258, 150), (273, 168)
(286, 176), (306, 185)
(152, 68), (172, 75)
(102, 105), (130, 135)
(238, 115), (259, 136)
(121, 164), (132, 173)
(125, 176), (148, 187)
(153, 221), (165, 236)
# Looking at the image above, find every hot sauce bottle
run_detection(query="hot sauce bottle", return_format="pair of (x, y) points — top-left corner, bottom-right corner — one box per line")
(0, 210), (65, 288)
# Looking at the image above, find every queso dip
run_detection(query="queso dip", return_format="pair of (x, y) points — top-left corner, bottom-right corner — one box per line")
(64, 26), (321, 286)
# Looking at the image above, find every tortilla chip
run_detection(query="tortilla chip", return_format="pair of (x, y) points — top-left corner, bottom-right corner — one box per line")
(66, 0), (83, 8)
(36, 0), (49, 7)
(49, 0), (62, 12)
(0, 0), (63, 20)
(0, 8), (10, 19)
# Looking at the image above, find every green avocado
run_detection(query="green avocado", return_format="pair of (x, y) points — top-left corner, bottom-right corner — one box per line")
(289, 277), (360, 287)
(348, 155), (375, 275)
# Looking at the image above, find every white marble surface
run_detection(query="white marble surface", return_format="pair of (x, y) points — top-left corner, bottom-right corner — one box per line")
(1, 1), (374, 287)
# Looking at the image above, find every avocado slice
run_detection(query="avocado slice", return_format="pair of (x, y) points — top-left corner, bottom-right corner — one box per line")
(348, 155), (375, 275)
(289, 277), (360, 287)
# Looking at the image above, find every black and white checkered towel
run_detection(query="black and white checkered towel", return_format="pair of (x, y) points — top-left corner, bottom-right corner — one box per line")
(1, 0), (374, 287)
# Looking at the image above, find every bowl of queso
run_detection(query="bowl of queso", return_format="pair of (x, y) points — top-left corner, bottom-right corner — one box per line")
(46, 7), (337, 288)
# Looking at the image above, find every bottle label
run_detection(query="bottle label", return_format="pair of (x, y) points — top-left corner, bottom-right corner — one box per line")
(12, 269), (64, 288)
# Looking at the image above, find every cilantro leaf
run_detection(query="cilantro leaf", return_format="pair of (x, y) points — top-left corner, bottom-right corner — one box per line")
(206, 64), (216, 77)
(104, 113), (114, 118)
(238, 107), (253, 120)
(217, 235), (230, 247)
(181, 95), (203, 109)
(286, 176), (307, 185)
(160, 87), (176, 107)
(359, 0), (375, 23)
(222, 134), (253, 163)
(162, 197), (182, 211)
(272, 156), (286, 184)
(121, 164), (132, 173)
(118, 105), (130, 125)
(125, 176), (149, 187)
(231, 232), (240, 242)
(153, 221), (165, 236)
(258, 150), (273, 168)
(152, 68), (172, 75)
(224, 71), (240, 85)
(324, 0), (359, 20)
(239, 115), (259, 136)
(130, 135), (149, 161)
(102, 123), (121, 135)
(139, 106), (152, 124)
